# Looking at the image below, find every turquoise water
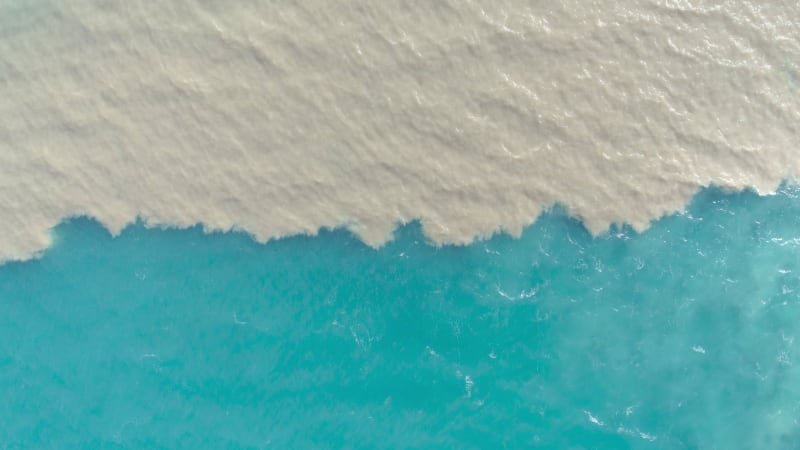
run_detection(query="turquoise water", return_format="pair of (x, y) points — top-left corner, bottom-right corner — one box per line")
(3, 186), (800, 449)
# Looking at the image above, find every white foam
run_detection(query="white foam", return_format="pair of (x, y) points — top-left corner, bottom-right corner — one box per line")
(1, 1), (799, 262)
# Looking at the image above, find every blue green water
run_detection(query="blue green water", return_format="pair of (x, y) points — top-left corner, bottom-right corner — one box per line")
(3, 186), (800, 449)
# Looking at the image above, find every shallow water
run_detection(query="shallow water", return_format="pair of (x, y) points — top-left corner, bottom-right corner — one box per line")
(2, 185), (800, 448)
(2, 0), (799, 261)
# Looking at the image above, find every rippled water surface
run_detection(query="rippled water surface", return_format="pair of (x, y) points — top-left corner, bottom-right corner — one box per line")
(3, 186), (800, 448)
(2, 0), (799, 261)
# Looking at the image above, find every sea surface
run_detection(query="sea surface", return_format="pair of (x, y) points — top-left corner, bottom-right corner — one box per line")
(3, 1), (800, 448)
(1, 0), (799, 261)
(3, 185), (800, 448)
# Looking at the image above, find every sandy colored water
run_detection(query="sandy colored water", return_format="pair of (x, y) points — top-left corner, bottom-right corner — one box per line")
(1, 0), (798, 262)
